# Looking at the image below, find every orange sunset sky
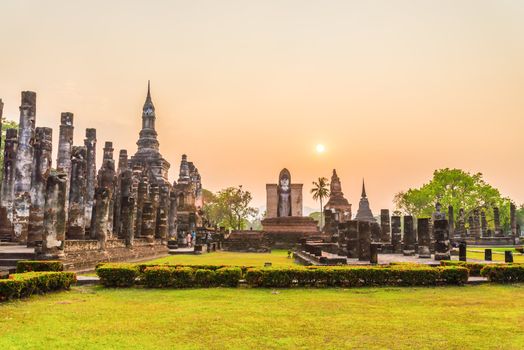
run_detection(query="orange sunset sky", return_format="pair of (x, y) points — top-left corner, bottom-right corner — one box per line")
(1, 1), (523, 212)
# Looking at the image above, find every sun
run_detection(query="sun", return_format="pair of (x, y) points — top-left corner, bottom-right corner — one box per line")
(316, 144), (326, 153)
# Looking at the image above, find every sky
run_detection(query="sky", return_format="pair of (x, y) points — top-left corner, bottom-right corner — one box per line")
(1, 0), (523, 213)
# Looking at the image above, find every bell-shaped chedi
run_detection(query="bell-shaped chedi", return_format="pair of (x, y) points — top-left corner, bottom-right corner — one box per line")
(324, 169), (352, 222)
(354, 179), (376, 223)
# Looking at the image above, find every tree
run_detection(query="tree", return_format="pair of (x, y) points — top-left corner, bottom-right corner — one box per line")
(310, 177), (330, 228)
(202, 186), (258, 231)
(393, 168), (513, 230)
(0, 118), (18, 181)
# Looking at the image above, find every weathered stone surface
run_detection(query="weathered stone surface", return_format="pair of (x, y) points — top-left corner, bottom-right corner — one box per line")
(448, 205), (454, 237)
(434, 219), (451, 260)
(57, 112), (74, 225)
(456, 208), (466, 238)
(141, 201), (155, 243)
(40, 171), (67, 259)
(84, 128), (97, 233)
(493, 207), (502, 237)
(510, 203), (517, 238)
(380, 209), (390, 243)
(402, 216), (416, 256)
(370, 243), (379, 264)
(371, 222), (381, 242)
(417, 218), (431, 258)
(0, 129), (18, 240)
(358, 221), (371, 261)
(480, 211), (487, 237)
(391, 216), (402, 253)
(346, 220), (359, 258)
(113, 149), (128, 237)
(67, 146), (87, 239)
(119, 169), (135, 247)
(13, 91), (37, 243)
(27, 127), (52, 246)
(484, 248), (492, 261)
(458, 241), (467, 261)
(92, 142), (116, 249)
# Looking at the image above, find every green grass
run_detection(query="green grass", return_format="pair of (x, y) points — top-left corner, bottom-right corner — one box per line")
(145, 249), (297, 267)
(2, 284), (524, 349)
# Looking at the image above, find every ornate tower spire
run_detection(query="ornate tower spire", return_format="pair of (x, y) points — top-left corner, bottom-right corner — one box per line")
(361, 179), (367, 198)
(136, 81), (159, 152)
(355, 178), (375, 222)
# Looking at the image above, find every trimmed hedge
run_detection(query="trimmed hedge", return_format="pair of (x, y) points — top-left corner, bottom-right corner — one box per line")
(245, 266), (468, 288)
(480, 264), (524, 283)
(440, 260), (486, 277)
(16, 260), (64, 273)
(0, 271), (76, 301)
(142, 266), (243, 288)
(96, 263), (139, 287)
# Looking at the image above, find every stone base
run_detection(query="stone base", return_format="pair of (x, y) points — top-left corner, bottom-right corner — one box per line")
(261, 216), (320, 248)
(223, 231), (271, 252)
(461, 236), (517, 246)
(56, 238), (168, 271)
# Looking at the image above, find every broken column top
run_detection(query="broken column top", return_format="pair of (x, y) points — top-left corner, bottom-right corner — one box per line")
(60, 112), (74, 126)
(20, 91), (36, 109)
(6, 128), (17, 139)
(103, 142), (114, 160)
(85, 128), (96, 139)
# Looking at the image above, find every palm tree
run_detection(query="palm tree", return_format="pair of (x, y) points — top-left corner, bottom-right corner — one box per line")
(311, 177), (330, 229)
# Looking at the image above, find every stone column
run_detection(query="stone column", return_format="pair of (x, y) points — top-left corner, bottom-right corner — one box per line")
(480, 211), (487, 237)
(458, 242), (467, 262)
(120, 169), (135, 247)
(370, 243), (379, 264)
(417, 218), (431, 258)
(434, 219), (450, 260)
(150, 183), (160, 239)
(113, 149), (128, 238)
(448, 205), (454, 237)
(493, 207), (502, 237)
(402, 216), (416, 256)
(41, 172), (67, 259)
(505, 250), (513, 263)
(357, 221), (371, 261)
(0, 129), (18, 239)
(168, 189), (177, 239)
(84, 128), (97, 235)
(67, 146), (87, 239)
(456, 208), (466, 238)
(510, 203), (517, 238)
(56, 113), (74, 223)
(484, 248), (492, 261)
(371, 222), (381, 242)
(135, 177), (148, 237)
(391, 216), (402, 253)
(141, 201), (155, 244)
(380, 209), (390, 243)
(156, 184), (170, 242)
(27, 127), (52, 246)
(472, 209), (481, 238)
(13, 91), (37, 243)
(92, 142), (116, 250)
(346, 220), (359, 258)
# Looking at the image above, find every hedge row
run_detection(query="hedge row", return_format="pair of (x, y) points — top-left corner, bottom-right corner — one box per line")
(480, 265), (524, 283)
(0, 271), (77, 301)
(244, 266), (469, 288)
(143, 266), (242, 288)
(440, 260), (486, 277)
(95, 263), (469, 288)
(16, 260), (64, 273)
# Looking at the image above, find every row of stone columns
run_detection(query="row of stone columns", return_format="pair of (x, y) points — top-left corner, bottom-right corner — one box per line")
(0, 92), (178, 257)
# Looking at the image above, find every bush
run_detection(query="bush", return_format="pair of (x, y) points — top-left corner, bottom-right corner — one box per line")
(16, 260), (64, 273)
(214, 267), (241, 287)
(96, 264), (138, 287)
(0, 271), (76, 301)
(195, 269), (217, 287)
(481, 264), (524, 283)
(143, 266), (175, 288)
(438, 266), (469, 285)
(440, 260), (485, 277)
(245, 266), (468, 288)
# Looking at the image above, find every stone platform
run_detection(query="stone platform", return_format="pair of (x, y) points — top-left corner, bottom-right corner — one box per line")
(261, 216), (321, 248)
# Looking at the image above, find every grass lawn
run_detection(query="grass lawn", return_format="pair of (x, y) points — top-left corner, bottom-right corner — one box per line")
(2, 284), (524, 349)
(467, 248), (524, 263)
(145, 249), (297, 267)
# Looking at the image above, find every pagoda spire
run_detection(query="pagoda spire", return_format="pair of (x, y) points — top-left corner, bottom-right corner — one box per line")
(136, 81), (159, 152)
(146, 80), (151, 103)
(361, 179), (367, 198)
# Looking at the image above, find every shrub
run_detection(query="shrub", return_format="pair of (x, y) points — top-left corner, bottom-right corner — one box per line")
(440, 260), (485, 277)
(96, 264), (138, 287)
(143, 266), (175, 288)
(0, 271), (76, 301)
(171, 267), (195, 288)
(481, 264), (524, 283)
(216, 267), (242, 287)
(438, 266), (469, 285)
(16, 260), (64, 273)
(194, 269), (217, 288)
